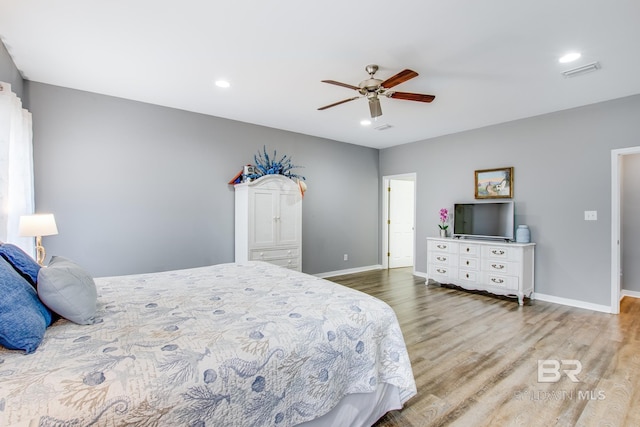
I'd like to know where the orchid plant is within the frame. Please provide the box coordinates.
[439,208,449,230]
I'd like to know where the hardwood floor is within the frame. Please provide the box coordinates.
[325,267,640,427]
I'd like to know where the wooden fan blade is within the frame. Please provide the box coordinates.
[381,69,418,89]
[321,80,360,91]
[318,96,360,111]
[388,91,436,103]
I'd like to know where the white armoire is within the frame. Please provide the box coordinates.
[234,175,302,271]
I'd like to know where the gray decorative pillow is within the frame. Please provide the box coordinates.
[37,256,97,325]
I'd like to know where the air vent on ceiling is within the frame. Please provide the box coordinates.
[561,62,601,78]
[374,124,393,131]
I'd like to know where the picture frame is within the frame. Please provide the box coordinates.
[475,167,513,199]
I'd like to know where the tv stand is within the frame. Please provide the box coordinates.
[427,237,535,305]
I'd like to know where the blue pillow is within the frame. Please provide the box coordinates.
[0,243,41,287]
[0,257,53,353]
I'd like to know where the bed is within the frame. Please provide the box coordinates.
[0,261,416,426]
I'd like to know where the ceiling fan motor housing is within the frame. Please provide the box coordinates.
[359,78,383,93]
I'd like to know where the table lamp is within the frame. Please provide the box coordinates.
[19,213,59,266]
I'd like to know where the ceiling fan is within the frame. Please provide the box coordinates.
[318,64,435,118]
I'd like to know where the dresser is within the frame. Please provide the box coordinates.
[427,237,535,305]
[235,175,302,271]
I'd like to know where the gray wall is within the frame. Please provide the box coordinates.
[4,37,640,306]
[26,82,379,277]
[381,94,640,307]
[0,39,24,100]
[622,153,640,292]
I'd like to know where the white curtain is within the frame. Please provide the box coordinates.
[0,81,35,255]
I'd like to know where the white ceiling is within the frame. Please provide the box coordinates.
[2,0,640,149]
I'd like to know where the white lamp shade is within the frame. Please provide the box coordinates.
[19,214,59,237]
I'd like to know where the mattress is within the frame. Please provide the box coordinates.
[0,261,416,426]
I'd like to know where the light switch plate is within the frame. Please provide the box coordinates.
[584,211,598,221]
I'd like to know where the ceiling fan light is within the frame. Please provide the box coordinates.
[360,119,372,126]
[369,98,382,118]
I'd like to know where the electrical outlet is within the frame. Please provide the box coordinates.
[343,254,348,261]
[584,211,598,221]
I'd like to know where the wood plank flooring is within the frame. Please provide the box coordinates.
[325,267,640,427]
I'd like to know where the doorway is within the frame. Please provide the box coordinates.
[382,174,416,270]
[611,146,640,314]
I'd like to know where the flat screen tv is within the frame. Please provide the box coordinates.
[453,201,514,241]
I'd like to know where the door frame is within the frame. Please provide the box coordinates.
[611,145,640,314]
[381,173,417,270]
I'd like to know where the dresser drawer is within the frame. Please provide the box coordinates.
[428,239,457,254]
[483,259,517,275]
[457,270,479,284]
[484,273,519,291]
[430,252,454,265]
[428,264,451,282]
[250,247,299,261]
[459,244,480,256]
[483,245,520,261]
[459,257,479,270]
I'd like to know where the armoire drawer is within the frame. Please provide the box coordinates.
[250,247,299,261]
[265,257,299,269]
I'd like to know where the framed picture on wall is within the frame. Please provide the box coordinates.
[475,167,513,199]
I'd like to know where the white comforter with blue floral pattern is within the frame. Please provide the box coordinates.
[0,261,416,426]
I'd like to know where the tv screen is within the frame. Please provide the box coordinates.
[453,201,514,240]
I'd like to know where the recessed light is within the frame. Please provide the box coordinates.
[360,119,371,126]
[559,52,581,64]
[215,80,231,88]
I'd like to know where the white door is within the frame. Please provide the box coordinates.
[389,179,415,268]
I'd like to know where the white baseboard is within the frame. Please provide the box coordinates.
[533,292,612,313]
[621,290,640,299]
[413,270,427,279]
[315,265,383,279]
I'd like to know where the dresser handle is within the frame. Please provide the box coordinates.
[466,247,470,252]
[491,278,505,284]
[437,244,447,249]
[492,264,505,270]
[466,260,470,266]
[492,249,505,255]
[437,268,446,274]
[437,256,447,262]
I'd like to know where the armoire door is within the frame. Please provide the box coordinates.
[250,190,277,247]
[277,191,300,246]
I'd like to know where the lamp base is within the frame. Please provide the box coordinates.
[35,236,46,266]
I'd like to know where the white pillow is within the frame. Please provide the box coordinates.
[37,256,97,325]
